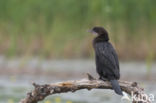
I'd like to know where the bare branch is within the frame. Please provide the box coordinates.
[19,74,150,103]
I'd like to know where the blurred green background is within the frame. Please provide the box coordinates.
[0,0,156,60]
[0,0,156,103]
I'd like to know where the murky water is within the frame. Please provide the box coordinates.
[0,58,156,103]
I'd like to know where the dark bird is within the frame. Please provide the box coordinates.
[90,26,123,95]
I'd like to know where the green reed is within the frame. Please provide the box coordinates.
[0,0,155,59]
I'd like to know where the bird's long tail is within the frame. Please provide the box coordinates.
[110,80,123,95]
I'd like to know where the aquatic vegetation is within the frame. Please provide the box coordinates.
[0,0,155,59]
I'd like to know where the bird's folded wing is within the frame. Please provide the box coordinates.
[95,43,119,76]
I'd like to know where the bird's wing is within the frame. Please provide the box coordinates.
[95,42,119,78]
[111,45,119,69]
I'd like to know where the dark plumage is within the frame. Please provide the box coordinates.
[91,26,123,95]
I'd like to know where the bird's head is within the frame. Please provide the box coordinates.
[90,26,109,41]
[90,26,108,36]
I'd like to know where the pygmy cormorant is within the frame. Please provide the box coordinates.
[90,26,123,95]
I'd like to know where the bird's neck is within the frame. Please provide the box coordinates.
[94,34,109,43]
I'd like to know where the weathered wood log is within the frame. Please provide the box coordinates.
[19,74,151,103]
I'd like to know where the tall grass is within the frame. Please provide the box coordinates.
[0,0,155,59]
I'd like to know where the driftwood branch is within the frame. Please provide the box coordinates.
[19,74,151,103]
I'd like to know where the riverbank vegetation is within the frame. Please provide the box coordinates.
[0,0,155,60]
